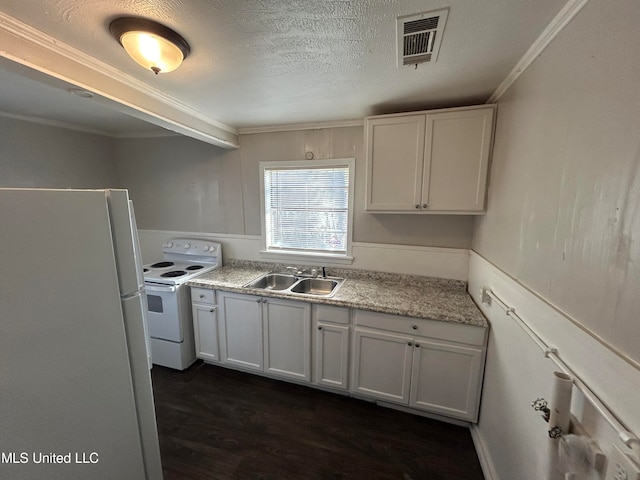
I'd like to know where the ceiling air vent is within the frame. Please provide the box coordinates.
[397,8,449,67]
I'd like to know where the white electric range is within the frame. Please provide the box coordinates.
[143,239,222,370]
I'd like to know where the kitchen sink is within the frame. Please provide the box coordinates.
[244,272,344,297]
[290,278,339,296]
[245,273,298,290]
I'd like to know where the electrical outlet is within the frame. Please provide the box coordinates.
[606,443,640,480]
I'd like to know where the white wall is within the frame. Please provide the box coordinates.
[471,0,640,478]
[137,229,470,281]
[0,116,118,188]
[114,126,476,249]
[472,0,640,366]
[113,135,244,233]
[469,253,639,480]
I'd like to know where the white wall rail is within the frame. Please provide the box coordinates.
[481,287,640,459]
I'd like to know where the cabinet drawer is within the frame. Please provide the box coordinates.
[354,310,486,346]
[191,287,215,305]
[313,304,350,325]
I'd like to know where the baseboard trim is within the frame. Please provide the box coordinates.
[470,424,499,480]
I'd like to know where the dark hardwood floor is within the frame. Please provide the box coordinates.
[152,362,484,480]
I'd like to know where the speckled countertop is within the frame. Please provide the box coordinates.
[187,260,488,328]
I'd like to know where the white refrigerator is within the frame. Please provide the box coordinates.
[0,188,163,479]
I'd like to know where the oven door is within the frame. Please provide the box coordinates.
[145,284,183,342]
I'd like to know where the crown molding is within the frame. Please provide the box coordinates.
[238,119,364,135]
[0,11,239,148]
[487,0,590,103]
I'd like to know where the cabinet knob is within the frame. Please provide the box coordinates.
[262,298,268,303]
[415,204,420,209]
[317,326,322,330]
[256,299,261,303]
[407,341,413,346]
[412,325,417,330]
[209,308,214,313]
[422,203,428,209]
[199,294,205,299]
[415,343,420,348]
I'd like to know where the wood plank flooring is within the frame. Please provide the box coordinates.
[152,362,484,480]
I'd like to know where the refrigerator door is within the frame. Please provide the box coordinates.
[122,292,163,479]
[128,200,146,291]
[0,188,159,480]
[107,190,144,296]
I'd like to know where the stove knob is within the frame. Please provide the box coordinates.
[165,242,173,248]
[203,245,210,252]
[184,243,191,249]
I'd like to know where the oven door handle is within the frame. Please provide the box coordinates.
[145,284,177,293]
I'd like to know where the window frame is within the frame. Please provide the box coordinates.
[259,158,355,265]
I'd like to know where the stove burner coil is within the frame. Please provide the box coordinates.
[161,270,187,278]
[185,265,204,271]
[151,261,175,269]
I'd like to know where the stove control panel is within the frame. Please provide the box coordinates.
[162,239,221,258]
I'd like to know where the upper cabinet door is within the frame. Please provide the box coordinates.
[365,105,495,214]
[422,107,494,213]
[365,115,426,211]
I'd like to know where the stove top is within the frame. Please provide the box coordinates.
[143,239,222,285]
[143,260,218,285]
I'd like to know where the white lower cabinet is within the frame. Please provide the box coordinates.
[409,339,484,420]
[313,305,350,390]
[218,291,264,371]
[191,288,219,362]
[217,291,311,381]
[352,329,413,403]
[192,303,219,362]
[194,290,487,423]
[352,310,487,422]
[263,298,311,381]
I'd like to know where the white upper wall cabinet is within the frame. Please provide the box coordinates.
[365,105,495,214]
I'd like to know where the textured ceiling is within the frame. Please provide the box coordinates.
[0,0,568,134]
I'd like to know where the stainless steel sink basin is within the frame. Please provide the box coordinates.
[290,278,339,296]
[244,272,344,297]
[245,273,298,290]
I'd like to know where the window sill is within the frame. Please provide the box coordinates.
[259,249,354,266]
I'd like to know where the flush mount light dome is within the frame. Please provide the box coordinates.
[109,17,190,74]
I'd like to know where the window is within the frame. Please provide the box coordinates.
[260,159,354,261]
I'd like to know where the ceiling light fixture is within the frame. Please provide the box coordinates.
[109,17,190,75]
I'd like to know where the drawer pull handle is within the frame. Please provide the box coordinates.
[199,294,205,299]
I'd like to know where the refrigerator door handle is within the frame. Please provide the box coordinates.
[145,284,176,293]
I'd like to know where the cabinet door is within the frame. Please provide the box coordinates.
[218,292,263,371]
[365,115,425,211]
[352,328,413,404]
[192,303,219,362]
[409,339,484,421]
[315,322,349,390]
[263,298,311,381]
[422,107,494,212]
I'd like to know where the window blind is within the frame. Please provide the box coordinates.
[264,165,349,254]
